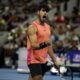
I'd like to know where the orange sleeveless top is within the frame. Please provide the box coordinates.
[27,20,51,64]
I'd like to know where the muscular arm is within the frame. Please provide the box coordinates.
[47,39,59,69]
[27,25,51,50]
[47,39,56,63]
[27,25,40,49]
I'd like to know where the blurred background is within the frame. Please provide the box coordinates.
[0,0,80,76]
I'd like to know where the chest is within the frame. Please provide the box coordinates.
[36,24,50,38]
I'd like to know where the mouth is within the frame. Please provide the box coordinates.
[43,15,47,19]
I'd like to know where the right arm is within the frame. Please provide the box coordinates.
[27,24,40,49]
[27,25,51,50]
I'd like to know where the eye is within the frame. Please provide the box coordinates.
[42,8,48,12]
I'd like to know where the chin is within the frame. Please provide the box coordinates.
[42,18,46,21]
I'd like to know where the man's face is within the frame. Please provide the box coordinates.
[37,8,48,22]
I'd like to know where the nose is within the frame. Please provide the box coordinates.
[45,11,48,13]
[44,11,48,15]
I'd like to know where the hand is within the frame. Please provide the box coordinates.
[53,63,60,73]
[45,39,51,46]
[54,64,59,70]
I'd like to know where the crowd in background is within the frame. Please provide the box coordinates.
[0,0,80,68]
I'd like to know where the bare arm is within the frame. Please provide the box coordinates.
[47,39,59,69]
[27,24,51,50]
[47,39,56,63]
[27,25,40,49]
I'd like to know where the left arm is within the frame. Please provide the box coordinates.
[47,39,59,69]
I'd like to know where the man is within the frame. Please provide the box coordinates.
[27,4,59,80]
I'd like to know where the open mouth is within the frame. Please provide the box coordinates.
[43,15,47,19]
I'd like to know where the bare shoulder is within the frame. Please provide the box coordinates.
[27,24,37,35]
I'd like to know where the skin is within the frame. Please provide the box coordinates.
[27,8,58,80]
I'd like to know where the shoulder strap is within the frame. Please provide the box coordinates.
[32,20,38,34]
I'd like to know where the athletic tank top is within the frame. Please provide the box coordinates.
[27,20,51,64]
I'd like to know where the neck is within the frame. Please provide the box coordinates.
[37,19,45,26]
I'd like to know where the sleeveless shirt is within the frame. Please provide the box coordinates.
[27,20,51,64]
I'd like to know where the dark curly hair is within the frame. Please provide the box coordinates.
[37,3,50,12]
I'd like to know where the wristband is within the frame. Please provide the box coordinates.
[40,42,50,49]
[32,42,50,50]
